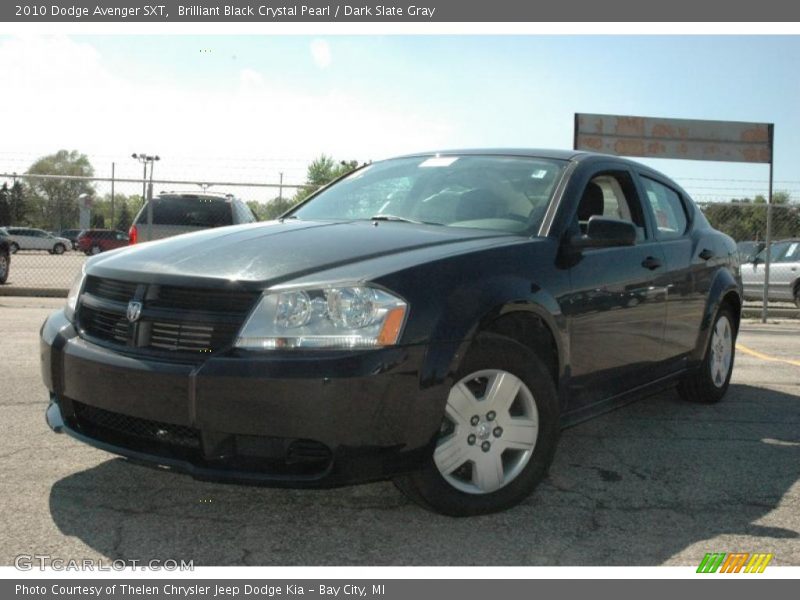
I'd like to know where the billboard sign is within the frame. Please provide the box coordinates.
[574,113,773,164]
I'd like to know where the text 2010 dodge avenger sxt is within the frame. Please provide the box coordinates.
[41,150,741,515]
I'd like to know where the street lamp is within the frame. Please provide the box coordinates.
[131,153,160,205]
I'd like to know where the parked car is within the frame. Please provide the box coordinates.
[59,229,85,250]
[0,227,10,284]
[741,238,800,307]
[129,192,257,244]
[5,227,70,254]
[41,149,742,516]
[736,240,763,264]
[77,229,130,255]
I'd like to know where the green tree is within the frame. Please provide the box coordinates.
[26,150,95,231]
[115,199,133,231]
[702,191,799,241]
[0,183,10,226]
[290,155,359,206]
[10,181,26,224]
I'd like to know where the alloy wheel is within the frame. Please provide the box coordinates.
[709,315,733,388]
[435,369,539,494]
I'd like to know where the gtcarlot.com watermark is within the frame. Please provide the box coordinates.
[14,554,194,571]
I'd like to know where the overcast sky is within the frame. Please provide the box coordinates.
[0,34,798,202]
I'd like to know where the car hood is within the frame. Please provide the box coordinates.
[87,220,523,288]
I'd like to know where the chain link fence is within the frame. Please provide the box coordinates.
[0,172,312,293]
[1,172,799,319]
[700,202,800,317]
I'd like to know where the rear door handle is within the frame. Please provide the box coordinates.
[698,248,715,261]
[642,256,662,270]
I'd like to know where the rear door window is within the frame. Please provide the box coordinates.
[640,177,689,239]
[137,196,233,227]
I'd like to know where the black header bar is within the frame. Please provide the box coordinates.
[4,0,800,22]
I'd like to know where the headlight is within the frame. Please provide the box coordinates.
[235,285,408,350]
[64,267,86,322]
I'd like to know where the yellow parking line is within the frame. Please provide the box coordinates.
[736,343,800,368]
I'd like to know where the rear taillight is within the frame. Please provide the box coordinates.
[128,225,137,244]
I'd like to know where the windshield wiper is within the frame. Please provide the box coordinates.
[370,214,421,224]
[370,214,432,225]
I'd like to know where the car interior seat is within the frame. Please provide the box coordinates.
[455,188,505,222]
[577,181,604,232]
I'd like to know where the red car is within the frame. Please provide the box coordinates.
[77,229,130,255]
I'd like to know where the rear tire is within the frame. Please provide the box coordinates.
[677,306,736,404]
[394,335,560,516]
[90,245,101,255]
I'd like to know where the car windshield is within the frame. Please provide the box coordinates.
[754,241,792,262]
[290,155,568,235]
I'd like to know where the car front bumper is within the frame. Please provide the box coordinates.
[41,309,453,487]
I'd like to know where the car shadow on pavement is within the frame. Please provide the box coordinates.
[48,384,800,565]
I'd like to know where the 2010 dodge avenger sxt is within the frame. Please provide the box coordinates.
[41,149,741,515]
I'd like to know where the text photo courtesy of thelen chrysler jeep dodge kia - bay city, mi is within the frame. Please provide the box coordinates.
[40,149,741,516]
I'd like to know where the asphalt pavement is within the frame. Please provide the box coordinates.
[1,297,798,566]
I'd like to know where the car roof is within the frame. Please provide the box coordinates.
[157,191,234,199]
[394,148,585,161]
[391,148,665,171]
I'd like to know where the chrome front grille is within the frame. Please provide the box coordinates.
[76,276,259,359]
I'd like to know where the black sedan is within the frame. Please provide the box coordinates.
[40,149,742,515]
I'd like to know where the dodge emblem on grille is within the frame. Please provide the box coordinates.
[126,301,143,323]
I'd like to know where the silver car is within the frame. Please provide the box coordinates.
[129,192,257,244]
[4,227,71,254]
[741,238,800,306]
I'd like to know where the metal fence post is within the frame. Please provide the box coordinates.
[110,162,115,227]
[147,181,153,241]
[761,125,775,324]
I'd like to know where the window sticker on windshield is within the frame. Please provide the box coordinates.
[420,157,459,168]
[530,169,548,179]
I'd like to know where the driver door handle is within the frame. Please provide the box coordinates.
[641,256,662,270]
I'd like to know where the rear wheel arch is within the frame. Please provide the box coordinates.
[719,289,742,331]
[694,268,741,362]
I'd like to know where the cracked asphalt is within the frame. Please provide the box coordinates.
[1,297,798,566]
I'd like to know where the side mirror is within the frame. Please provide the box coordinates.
[571,217,637,249]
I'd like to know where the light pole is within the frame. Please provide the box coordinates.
[131,153,160,204]
[131,153,160,240]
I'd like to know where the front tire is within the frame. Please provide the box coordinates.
[394,336,560,516]
[9,242,18,254]
[677,307,736,404]
[53,243,65,255]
